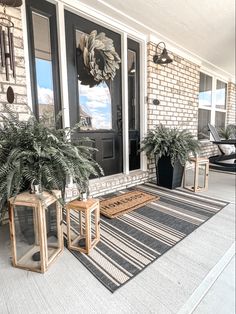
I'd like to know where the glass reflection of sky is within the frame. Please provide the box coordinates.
[199,87,226,109]
[216,88,226,109]
[79,81,112,130]
[36,59,53,90]
[199,91,212,107]
[35,58,55,127]
[36,58,54,105]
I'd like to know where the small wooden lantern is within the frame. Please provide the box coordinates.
[183,157,209,192]
[8,190,63,273]
[66,198,100,254]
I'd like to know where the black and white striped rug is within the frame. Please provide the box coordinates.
[64,183,228,293]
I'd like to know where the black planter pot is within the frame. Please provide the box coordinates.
[156,156,184,189]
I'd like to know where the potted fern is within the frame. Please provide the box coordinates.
[218,124,236,139]
[141,125,199,189]
[0,106,103,223]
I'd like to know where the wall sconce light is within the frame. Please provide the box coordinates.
[153,42,173,65]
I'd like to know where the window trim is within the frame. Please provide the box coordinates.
[198,71,228,141]
[26,0,61,125]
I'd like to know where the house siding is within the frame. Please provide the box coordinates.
[0,7,29,121]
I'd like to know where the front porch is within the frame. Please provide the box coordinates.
[0,170,235,314]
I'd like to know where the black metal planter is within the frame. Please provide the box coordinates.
[156,156,184,189]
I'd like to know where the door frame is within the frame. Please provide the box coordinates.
[22,0,147,175]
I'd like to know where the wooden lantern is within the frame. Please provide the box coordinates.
[8,190,63,273]
[183,157,209,192]
[66,198,100,254]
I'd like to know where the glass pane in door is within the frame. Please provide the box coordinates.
[76,31,112,130]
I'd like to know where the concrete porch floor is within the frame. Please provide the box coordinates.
[0,170,235,314]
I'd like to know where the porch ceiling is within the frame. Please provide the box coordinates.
[78,0,235,79]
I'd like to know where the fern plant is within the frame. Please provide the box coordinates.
[141,125,200,166]
[0,106,103,222]
[218,124,236,139]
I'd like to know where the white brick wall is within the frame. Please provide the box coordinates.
[147,43,199,134]
[227,82,236,125]
[146,41,235,174]
[146,42,200,178]
[0,7,29,120]
[65,170,149,200]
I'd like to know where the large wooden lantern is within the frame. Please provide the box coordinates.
[183,157,209,192]
[66,198,100,254]
[8,190,63,273]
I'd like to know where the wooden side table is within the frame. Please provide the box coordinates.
[183,157,209,192]
[66,198,100,254]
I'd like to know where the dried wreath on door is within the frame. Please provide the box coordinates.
[76,30,121,87]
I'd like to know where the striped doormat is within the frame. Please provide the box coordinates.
[64,183,228,293]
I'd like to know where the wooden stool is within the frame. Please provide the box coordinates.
[66,198,100,254]
[183,157,209,192]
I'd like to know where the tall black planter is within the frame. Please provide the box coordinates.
[156,156,184,189]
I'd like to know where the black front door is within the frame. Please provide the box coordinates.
[65,11,122,176]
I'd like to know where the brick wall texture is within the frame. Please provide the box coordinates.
[147,42,201,178]
[0,7,28,121]
[146,41,235,177]
[147,42,200,134]
[227,82,236,125]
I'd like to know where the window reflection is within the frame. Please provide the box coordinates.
[128,45,140,171]
[216,80,227,110]
[78,81,112,130]
[215,112,226,129]
[198,108,211,140]
[32,12,55,127]
[128,50,137,130]
[76,30,112,130]
[199,72,212,107]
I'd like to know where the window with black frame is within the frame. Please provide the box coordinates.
[26,0,61,127]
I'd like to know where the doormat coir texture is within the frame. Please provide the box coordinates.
[100,190,159,218]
